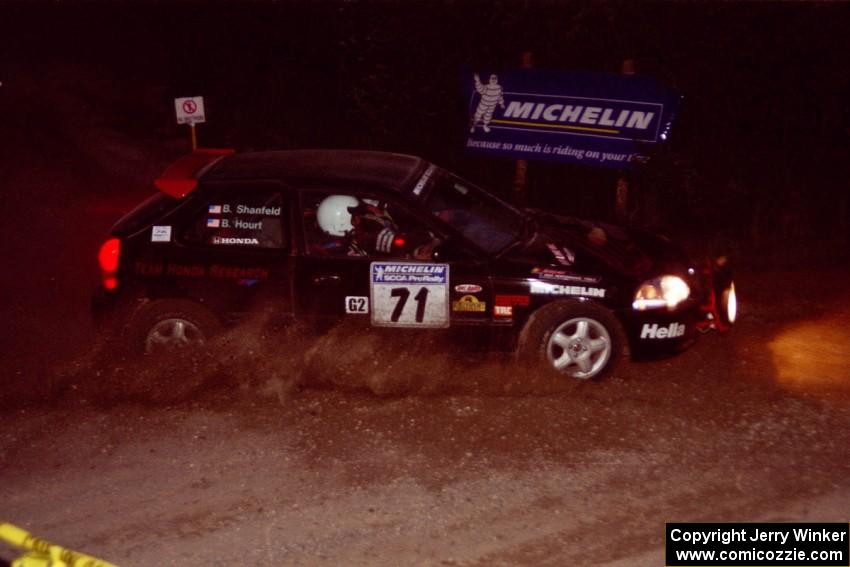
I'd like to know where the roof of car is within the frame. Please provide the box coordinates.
[201,150,428,191]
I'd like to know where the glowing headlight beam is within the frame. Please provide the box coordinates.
[632,275,690,311]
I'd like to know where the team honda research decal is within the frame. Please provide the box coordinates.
[641,322,685,339]
[345,296,369,314]
[151,226,172,242]
[530,281,605,298]
[454,284,483,294]
[370,262,449,328]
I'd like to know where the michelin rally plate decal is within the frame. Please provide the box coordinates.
[370,262,450,328]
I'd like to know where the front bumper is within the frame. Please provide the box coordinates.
[618,300,703,360]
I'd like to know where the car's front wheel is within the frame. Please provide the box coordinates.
[128,299,221,355]
[517,300,625,380]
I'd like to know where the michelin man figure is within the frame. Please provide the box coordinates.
[470,73,505,133]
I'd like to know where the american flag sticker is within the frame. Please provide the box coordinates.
[208,205,222,214]
[206,218,220,228]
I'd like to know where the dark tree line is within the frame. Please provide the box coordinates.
[5,1,849,264]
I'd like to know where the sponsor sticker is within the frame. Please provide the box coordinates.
[495,294,530,306]
[546,243,575,266]
[212,236,260,246]
[530,281,605,298]
[345,296,369,314]
[493,294,529,318]
[411,164,436,196]
[531,267,600,284]
[452,295,486,312]
[494,305,513,317]
[454,284,483,294]
[640,322,685,339]
[370,262,450,328]
[151,225,172,242]
[371,263,448,285]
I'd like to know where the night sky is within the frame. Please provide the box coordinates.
[3,1,849,264]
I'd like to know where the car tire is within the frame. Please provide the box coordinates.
[517,300,625,380]
[128,299,221,356]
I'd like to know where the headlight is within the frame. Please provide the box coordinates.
[722,282,737,324]
[632,275,690,311]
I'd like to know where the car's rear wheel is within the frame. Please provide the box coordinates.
[129,299,221,355]
[517,300,624,380]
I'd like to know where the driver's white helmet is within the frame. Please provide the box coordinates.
[317,195,359,236]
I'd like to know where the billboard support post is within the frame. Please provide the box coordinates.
[615,59,636,224]
[513,51,533,206]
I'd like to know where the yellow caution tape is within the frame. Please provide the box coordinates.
[0,522,119,567]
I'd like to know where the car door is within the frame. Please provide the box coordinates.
[293,187,492,330]
[162,180,295,321]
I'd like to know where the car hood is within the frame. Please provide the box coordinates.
[500,210,690,279]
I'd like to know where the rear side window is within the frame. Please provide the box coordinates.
[181,187,287,249]
[110,192,178,237]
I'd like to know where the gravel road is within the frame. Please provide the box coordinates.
[2,270,849,566]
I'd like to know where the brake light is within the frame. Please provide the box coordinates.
[98,238,121,290]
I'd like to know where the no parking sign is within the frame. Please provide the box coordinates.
[174,96,206,125]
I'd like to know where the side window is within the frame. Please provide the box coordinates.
[182,188,286,249]
[302,190,438,259]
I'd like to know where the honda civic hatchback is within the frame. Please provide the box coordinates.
[93,149,736,380]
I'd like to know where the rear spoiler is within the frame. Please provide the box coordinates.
[154,148,235,198]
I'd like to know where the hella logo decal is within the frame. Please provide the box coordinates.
[641,322,686,340]
[454,284,483,294]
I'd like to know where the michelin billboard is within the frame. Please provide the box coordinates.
[465,69,681,169]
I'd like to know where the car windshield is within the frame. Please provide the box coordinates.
[418,168,526,255]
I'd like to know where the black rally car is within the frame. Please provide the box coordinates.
[94,149,736,380]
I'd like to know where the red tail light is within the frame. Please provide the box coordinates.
[98,238,121,290]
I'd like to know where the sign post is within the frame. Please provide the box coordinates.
[513,51,534,206]
[616,59,636,224]
[174,96,206,150]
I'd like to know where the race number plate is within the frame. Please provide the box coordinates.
[370,262,450,328]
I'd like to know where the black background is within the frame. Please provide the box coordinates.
[3,1,850,265]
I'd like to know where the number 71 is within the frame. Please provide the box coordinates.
[390,287,429,323]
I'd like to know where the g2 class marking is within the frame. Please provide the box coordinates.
[345,296,369,314]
